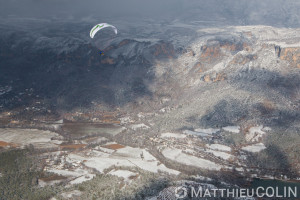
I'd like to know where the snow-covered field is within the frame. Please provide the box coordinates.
[183,130,213,137]
[205,149,233,160]
[222,126,240,134]
[70,174,96,185]
[84,146,180,175]
[46,168,96,185]
[0,128,62,148]
[44,145,180,186]
[206,144,231,152]
[194,128,220,134]
[162,147,222,170]
[242,143,266,153]
[160,132,186,139]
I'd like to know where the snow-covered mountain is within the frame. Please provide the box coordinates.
[1,19,299,115]
[1,5,300,199]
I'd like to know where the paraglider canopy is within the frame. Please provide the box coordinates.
[99,50,104,56]
[90,23,117,39]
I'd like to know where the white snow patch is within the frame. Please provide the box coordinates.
[60,190,82,199]
[160,132,186,139]
[183,148,196,154]
[131,123,150,130]
[145,197,157,200]
[116,147,155,161]
[222,126,240,134]
[249,126,265,135]
[206,144,231,152]
[194,175,213,182]
[245,125,266,142]
[120,117,134,124]
[47,168,89,178]
[242,143,266,153]
[39,179,64,187]
[55,119,63,124]
[262,127,272,132]
[194,128,220,134]
[183,130,213,137]
[137,113,145,119]
[66,153,86,163]
[84,137,108,145]
[95,146,115,153]
[266,41,300,48]
[47,169,79,177]
[205,149,233,160]
[159,107,171,113]
[69,174,95,185]
[235,167,244,172]
[108,170,137,182]
[162,148,222,170]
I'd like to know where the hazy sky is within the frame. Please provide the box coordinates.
[1,0,299,27]
[0,0,183,19]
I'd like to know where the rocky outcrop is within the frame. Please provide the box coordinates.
[190,40,251,75]
[202,73,226,82]
[200,40,249,63]
[229,54,258,65]
[152,41,176,59]
[278,47,300,68]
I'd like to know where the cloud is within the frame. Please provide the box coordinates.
[0,0,181,19]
